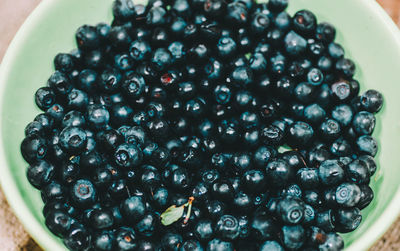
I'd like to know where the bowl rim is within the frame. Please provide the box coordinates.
[0,1,68,250]
[0,0,400,250]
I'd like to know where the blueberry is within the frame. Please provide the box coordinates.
[336,58,356,78]
[192,182,210,202]
[352,111,376,135]
[296,168,319,188]
[27,160,55,189]
[97,128,124,152]
[45,210,74,237]
[304,104,326,125]
[318,56,333,72]
[113,53,133,71]
[293,10,317,35]
[359,154,377,176]
[217,119,240,144]
[284,184,303,198]
[327,43,344,60]
[205,200,225,220]
[260,240,284,251]
[357,184,374,210]
[109,26,132,49]
[277,196,305,224]
[34,113,55,132]
[206,238,233,251]
[275,11,291,30]
[93,231,115,251]
[120,196,146,223]
[331,104,353,127]
[282,151,306,170]
[217,36,237,59]
[70,179,97,208]
[250,13,270,35]
[79,150,103,171]
[315,210,335,232]
[265,159,293,188]
[259,100,279,121]
[242,169,266,193]
[85,104,110,130]
[288,121,314,147]
[281,224,305,250]
[75,25,100,50]
[303,190,321,207]
[89,208,114,230]
[137,240,157,251]
[59,126,87,154]
[161,232,183,251]
[232,191,253,212]
[35,87,57,111]
[63,225,91,251]
[284,31,307,56]
[319,119,341,142]
[294,82,316,103]
[330,137,353,157]
[92,167,113,189]
[25,121,45,137]
[356,135,378,156]
[268,0,288,12]
[121,72,146,99]
[141,165,161,191]
[307,68,324,86]
[115,143,142,168]
[115,227,138,250]
[212,85,230,105]
[110,103,134,126]
[270,52,287,75]
[194,219,214,241]
[308,40,325,59]
[318,232,344,251]
[315,22,336,43]
[336,182,361,207]
[215,215,240,241]
[360,89,384,113]
[54,53,75,74]
[149,146,170,168]
[181,239,204,251]
[48,71,73,97]
[345,159,370,184]
[151,48,173,71]
[250,213,276,241]
[318,160,344,186]
[21,134,47,164]
[231,152,251,172]
[112,0,136,21]
[151,27,170,46]
[67,89,89,111]
[334,207,362,233]
[61,111,85,128]
[135,212,158,237]
[212,180,234,202]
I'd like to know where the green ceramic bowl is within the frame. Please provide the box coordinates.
[0,0,399,250]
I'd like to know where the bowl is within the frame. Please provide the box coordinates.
[1,0,400,250]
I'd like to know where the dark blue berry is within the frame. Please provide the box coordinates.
[70,179,97,208]
[318,159,344,186]
[336,182,361,207]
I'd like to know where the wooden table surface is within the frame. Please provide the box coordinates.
[0,0,399,250]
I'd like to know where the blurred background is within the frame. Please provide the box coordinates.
[0,0,399,250]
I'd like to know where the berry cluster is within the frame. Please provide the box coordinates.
[20,0,383,250]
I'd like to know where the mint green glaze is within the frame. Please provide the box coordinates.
[0,0,399,250]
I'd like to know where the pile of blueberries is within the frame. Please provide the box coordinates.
[20,0,384,250]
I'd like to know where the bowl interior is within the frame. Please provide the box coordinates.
[1,0,400,250]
